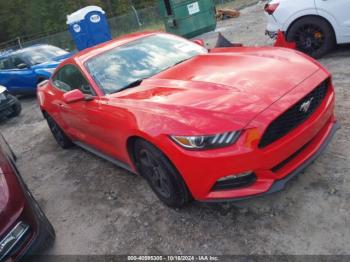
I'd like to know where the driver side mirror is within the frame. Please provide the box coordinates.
[63,89,93,103]
[17,63,28,69]
[192,39,205,47]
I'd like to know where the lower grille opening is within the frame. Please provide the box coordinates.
[212,173,256,191]
[271,141,312,173]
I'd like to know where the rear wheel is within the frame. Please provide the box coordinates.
[46,114,73,149]
[287,17,335,58]
[133,139,192,208]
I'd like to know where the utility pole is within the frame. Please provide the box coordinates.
[130,0,142,27]
[17,37,22,49]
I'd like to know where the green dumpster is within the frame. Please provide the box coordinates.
[158,0,217,38]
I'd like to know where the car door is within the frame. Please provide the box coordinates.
[52,64,123,158]
[52,64,131,163]
[0,55,37,94]
[51,65,97,141]
[315,0,350,43]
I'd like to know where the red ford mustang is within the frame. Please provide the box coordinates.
[37,32,339,207]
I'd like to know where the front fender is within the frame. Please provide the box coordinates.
[33,69,52,80]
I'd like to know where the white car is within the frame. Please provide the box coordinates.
[265,0,350,58]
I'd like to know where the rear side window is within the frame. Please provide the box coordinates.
[52,65,94,95]
[0,57,13,70]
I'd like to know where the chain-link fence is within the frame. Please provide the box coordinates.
[214,0,237,5]
[109,5,163,38]
[1,0,240,52]
[1,4,164,52]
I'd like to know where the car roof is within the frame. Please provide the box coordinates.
[72,31,159,64]
[0,44,57,58]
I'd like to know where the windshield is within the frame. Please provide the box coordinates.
[85,34,207,94]
[22,45,68,65]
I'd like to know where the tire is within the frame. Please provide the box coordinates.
[32,198,56,251]
[8,95,22,117]
[287,16,335,58]
[46,114,73,149]
[133,139,192,208]
[39,221,56,251]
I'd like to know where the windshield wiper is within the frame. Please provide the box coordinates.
[114,78,145,93]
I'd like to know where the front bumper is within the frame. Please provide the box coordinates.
[265,12,283,39]
[265,30,278,39]
[164,70,338,201]
[202,120,340,203]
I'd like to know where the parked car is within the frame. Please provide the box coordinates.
[38,32,338,207]
[265,0,350,58]
[0,85,21,121]
[0,133,55,261]
[0,45,71,95]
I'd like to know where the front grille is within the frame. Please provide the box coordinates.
[259,80,329,148]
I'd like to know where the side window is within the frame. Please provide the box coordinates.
[11,56,27,68]
[0,57,13,70]
[52,65,94,95]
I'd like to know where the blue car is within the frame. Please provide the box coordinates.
[0,45,72,95]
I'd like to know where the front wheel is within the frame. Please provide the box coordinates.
[133,139,192,208]
[8,95,22,117]
[287,17,335,58]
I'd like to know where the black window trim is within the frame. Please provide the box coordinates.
[10,55,29,69]
[51,63,97,96]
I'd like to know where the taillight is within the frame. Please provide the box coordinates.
[264,3,279,15]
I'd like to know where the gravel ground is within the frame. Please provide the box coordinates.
[1,2,350,257]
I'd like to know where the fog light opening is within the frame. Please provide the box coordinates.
[212,172,256,191]
[217,172,252,182]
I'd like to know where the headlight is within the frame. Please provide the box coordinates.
[170,131,241,150]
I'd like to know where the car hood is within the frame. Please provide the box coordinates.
[110,47,320,131]
[31,61,59,70]
[31,52,72,70]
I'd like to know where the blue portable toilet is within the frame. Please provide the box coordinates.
[67,6,112,51]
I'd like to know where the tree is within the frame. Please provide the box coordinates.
[0,0,158,45]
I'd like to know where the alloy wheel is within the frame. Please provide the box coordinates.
[294,24,325,55]
[138,148,171,199]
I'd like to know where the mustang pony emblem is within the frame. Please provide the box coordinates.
[300,97,314,113]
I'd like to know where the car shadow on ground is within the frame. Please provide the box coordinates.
[323,44,350,58]
[16,94,37,100]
